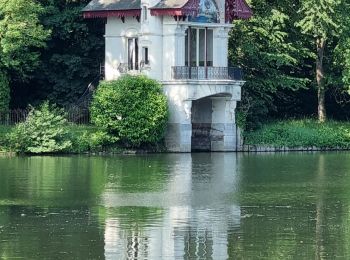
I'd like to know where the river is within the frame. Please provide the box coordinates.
[0,152,349,259]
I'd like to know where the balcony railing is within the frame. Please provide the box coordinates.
[172,66,243,80]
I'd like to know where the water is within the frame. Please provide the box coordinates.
[0,152,349,259]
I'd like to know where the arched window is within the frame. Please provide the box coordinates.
[189,0,219,23]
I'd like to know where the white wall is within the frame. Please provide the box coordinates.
[105,17,141,80]
[139,0,164,80]
[105,10,233,81]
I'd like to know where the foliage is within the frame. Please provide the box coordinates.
[296,0,341,39]
[68,125,118,152]
[334,3,350,95]
[0,71,9,112]
[1,0,350,131]
[90,75,168,147]
[244,119,350,148]
[0,0,50,79]
[229,0,310,129]
[9,0,104,107]
[295,0,345,122]
[7,102,72,153]
[0,125,12,151]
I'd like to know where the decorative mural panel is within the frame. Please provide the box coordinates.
[188,0,219,23]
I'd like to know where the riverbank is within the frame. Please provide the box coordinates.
[1,119,350,154]
[0,124,164,154]
[243,119,350,150]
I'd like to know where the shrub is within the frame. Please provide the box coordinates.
[8,102,72,153]
[0,71,10,112]
[244,119,350,148]
[71,129,118,152]
[90,75,168,147]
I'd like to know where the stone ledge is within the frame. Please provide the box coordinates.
[238,145,350,153]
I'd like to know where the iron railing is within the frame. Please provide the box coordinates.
[0,107,90,126]
[172,66,243,80]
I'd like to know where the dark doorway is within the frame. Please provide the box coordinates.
[191,98,212,151]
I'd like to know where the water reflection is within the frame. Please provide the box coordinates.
[1,153,350,258]
[102,153,241,259]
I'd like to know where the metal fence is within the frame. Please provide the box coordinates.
[172,66,243,80]
[0,107,91,126]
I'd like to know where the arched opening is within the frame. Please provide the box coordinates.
[191,93,232,151]
[191,97,212,151]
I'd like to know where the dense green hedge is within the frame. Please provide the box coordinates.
[244,119,350,148]
[90,75,168,147]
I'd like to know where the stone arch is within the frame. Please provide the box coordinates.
[190,93,235,151]
[122,28,139,38]
[190,83,240,101]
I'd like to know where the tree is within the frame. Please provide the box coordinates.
[229,0,309,129]
[334,2,350,97]
[296,0,343,122]
[0,0,50,78]
[0,0,50,109]
[27,0,104,106]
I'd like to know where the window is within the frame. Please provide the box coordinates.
[143,6,148,21]
[185,28,213,67]
[142,47,149,66]
[128,38,139,70]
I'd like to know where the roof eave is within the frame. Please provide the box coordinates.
[83,9,141,19]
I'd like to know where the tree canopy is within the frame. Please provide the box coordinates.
[231,0,350,128]
[0,0,50,77]
[0,0,350,127]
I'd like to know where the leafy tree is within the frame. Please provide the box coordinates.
[230,0,309,129]
[0,0,50,109]
[296,0,343,122]
[26,0,104,106]
[0,0,50,78]
[90,75,168,147]
[333,3,350,98]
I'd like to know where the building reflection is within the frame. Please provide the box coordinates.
[103,153,241,259]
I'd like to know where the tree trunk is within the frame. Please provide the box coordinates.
[316,38,326,122]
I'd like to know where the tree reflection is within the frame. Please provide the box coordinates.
[2,153,350,258]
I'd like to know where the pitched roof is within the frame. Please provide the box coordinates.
[150,0,189,9]
[150,0,199,16]
[82,0,141,12]
[226,0,252,22]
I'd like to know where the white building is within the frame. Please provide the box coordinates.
[83,0,252,152]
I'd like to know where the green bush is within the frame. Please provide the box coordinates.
[90,75,168,147]
[0,71,10,112]
[244,119,350,148]
[70,129,118,153]
[8,102,72,153]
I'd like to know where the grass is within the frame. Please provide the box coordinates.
[244,119,350,148]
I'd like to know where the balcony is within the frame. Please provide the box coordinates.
[172,66,243,81]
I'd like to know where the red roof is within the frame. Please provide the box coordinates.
[150,0,252,22]
[226,0,253,22]
[82,0,252,21]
